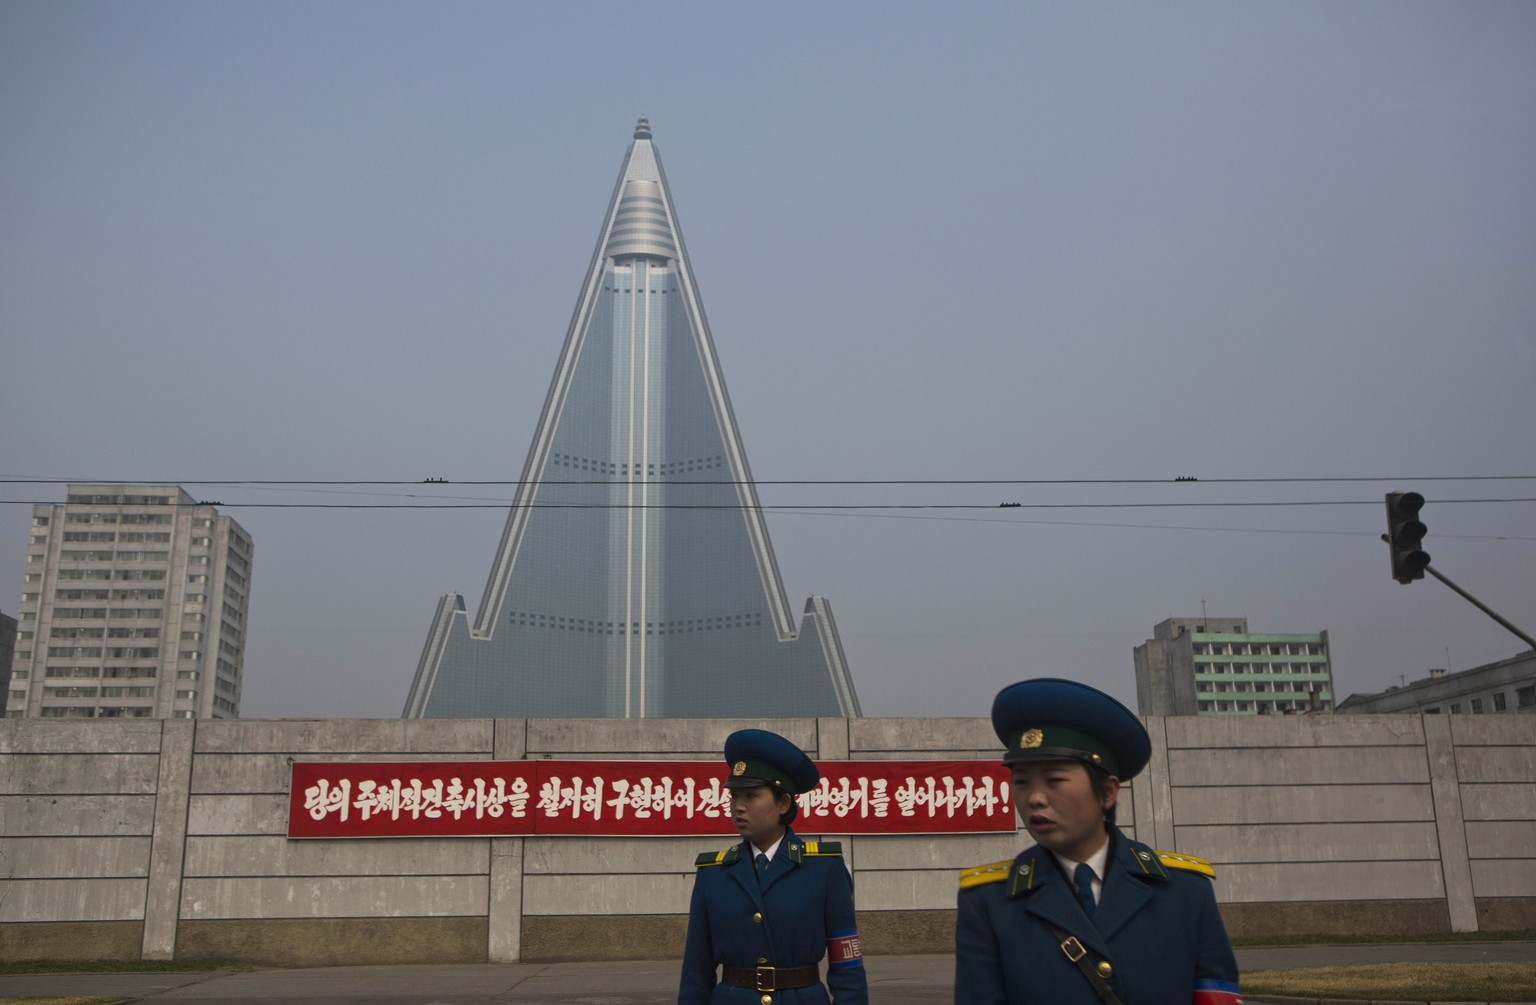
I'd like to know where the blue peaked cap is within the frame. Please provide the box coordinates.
[991,678,1150,780]
[722,728,820,795]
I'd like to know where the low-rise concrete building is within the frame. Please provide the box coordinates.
[1337,649,1536,715]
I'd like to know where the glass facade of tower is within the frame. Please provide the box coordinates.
[403,121,860,719]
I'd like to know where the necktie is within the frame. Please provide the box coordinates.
[1073,863,1097,917]
[756,853,769,887]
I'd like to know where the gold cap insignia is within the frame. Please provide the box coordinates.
[1021,728,1044,749]
[732,761,747,777]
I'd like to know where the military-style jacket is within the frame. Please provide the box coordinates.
[679,827,868,1005]
[954,827,1241,1005]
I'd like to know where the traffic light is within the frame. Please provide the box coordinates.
[1384,491,1430,584]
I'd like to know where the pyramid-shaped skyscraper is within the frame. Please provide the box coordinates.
[404,119,861,719]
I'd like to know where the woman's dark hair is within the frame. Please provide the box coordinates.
[1088,766,1117,827]
[774,786,799,825]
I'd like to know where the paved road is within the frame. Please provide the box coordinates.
[4,944,1534,1004]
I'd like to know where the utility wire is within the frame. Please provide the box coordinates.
[3,475,1535,487]
[3,498,1534,510]
[765,510,1532,540]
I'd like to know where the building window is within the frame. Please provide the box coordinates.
[1471,698,1485,714]
[1494,692,1507,712]
[1424,707,1440,714]
[1517,686,1535,708]
[1451,702,1462,713]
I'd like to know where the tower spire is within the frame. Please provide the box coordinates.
[403,124,860,720]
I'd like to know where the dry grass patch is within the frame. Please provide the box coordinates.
[1244,961,1536,1001]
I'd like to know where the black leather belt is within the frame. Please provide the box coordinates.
[721,963,821,992]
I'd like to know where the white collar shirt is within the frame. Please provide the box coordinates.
[753,834,785,865]
[1051,839,1111,906]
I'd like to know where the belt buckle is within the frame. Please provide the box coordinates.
[755,964,776,992]
[1059,936,1087,962]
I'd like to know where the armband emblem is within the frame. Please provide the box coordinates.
[827,930,863,970]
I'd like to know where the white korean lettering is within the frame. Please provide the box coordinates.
[538,776,606,819]
[505,776,530,817]
[304,778,350,822]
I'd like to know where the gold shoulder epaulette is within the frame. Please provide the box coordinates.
[959,859,1012,891]
[1156,850,1216,879]
[694,847,741,868]
[787,840,841,863]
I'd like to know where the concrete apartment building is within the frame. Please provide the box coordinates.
[1134,616,1335,716]
[0,608,16,700]
[1337,649,1536,716]
[6,485,252,719]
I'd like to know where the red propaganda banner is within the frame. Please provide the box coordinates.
[288,760,1014,838]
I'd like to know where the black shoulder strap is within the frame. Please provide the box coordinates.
[1044,921,1123,1005]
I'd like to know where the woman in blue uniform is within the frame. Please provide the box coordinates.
[955,679,1243,1005]
[679,728,868,1005]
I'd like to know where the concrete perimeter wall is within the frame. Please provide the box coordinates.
[2,714,1533,965]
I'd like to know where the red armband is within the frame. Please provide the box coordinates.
[1192,979,1242,1004]
[827,931,863,970]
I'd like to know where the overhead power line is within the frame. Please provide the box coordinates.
[3,475,1535,488]
[2,498,1534,510]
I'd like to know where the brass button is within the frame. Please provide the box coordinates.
[757,957,768,964]
[1096,961,1114,979]
[753,912,763,923]
[760,996,772,1005]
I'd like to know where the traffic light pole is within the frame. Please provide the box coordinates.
[1423,563,1536,651]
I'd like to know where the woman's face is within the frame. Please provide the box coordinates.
[1012,760,1118,863]
[730,785,791,850]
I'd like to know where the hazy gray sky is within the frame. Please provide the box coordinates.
[3,1,1533,719]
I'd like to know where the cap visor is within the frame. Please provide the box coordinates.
[723,776,773,790]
